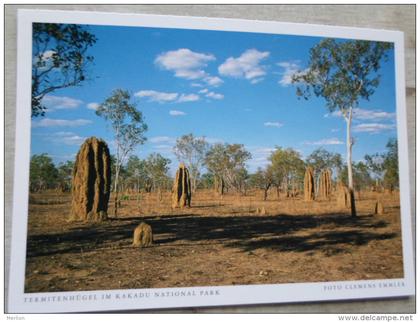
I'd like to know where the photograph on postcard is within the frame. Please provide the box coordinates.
[8,9,414,313]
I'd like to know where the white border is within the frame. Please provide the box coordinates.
[8,9,415,313]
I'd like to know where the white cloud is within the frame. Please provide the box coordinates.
[303,138,344,145]
[264,121,283,128]
[245,146,276,170]
[326,108,395,121]
[155,48,218,83]
[54,131,75,136]
[204,76,223,87]
[155,49,223,87]
[247,157,271,169]
[155,49,215,76]
[87,102,100,110]
[353,108,395,120]
[135,90,179,103]
[169,110,186,116]
[52,132,86,146]
[149,136,176,144]
[135,90,200,104]
[277,61,305,87]
[246,146,276,157]
[199,88,224,100]
[250,78,264,84]
[32,118,92,128]
[42,95,83,110]
[353,123,396,133]
[206,91,224,100]
[177,93,200,103]
[218,49,270,83]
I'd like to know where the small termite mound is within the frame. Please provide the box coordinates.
[172,163,192,208]
[70,137,111,222]
[132,222,153,247]
[304,166,315,201]
[374,201,384,215]
[256,207,267,215]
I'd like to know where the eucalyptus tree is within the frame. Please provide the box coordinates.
[144,153,171,193]
[306,148,343,181]
[205,143,251,194]
[96,89,147,216]
[365,138,399,191]
[269,147,305,197]
[32,23,96,117]
[29,154,58,192]
[173,134,209,193]
[292,39,392,217]
[250,167,274,201]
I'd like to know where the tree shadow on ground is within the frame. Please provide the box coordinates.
[26,212,395,258]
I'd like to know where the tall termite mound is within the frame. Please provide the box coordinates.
[70,137,111,222]
[304,166,315,201]
[172,163,192,208]
[318,169,332,200]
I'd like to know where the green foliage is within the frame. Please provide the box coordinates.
[173,134,209,192]
[204,143,226,178]
[293,39,392,114]
[205,143,251,193]
[306,148,343,179]
[144,153,172,191]
[123,155,150,191]
[30,154,58,192]
[235,167,250,195]
[96,89,148,156]
[249,167,274,199]
[338,161,373,191]
[383,138,399,190]
[364,138,399,190]
[364,154,384,178]
[293,38,391,217]
[269,147,305,190]
[354,161,373,190]
[96,89,148,215]
[96,89,147,177]
[32,23,97,117]
[197,173,214,189]
[57,160,74,191]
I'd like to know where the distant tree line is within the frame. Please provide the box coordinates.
[30,136,399,196]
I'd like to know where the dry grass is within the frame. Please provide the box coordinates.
[24,189,403,292]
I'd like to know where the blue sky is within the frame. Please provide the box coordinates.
[31,24,397,175]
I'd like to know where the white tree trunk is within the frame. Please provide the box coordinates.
[114,129,121,217]
[113,165,120,217]
[345,107,357,217]
[346,109,353,190]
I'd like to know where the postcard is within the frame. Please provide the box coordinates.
[8,9,414,313]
